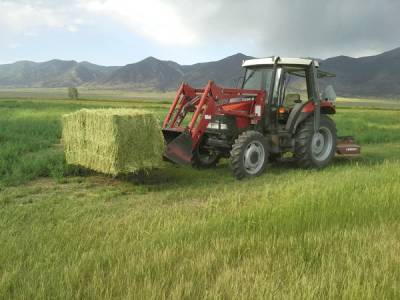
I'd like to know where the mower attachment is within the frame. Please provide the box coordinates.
[336,136,361,156]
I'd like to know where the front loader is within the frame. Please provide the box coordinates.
[162,57,360,179]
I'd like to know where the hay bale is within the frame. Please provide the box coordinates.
[62,109,165,175]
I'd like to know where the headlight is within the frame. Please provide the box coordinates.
[207,122,228,130]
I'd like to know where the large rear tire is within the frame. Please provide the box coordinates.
[294,115,337,168]
[230,131,269,180]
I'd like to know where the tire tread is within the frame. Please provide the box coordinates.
[294,115,336,168]
[230,131,268,179]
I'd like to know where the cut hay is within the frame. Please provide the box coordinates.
[62,109,165,175]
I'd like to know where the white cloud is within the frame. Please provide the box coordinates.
[8,43,21,49]
[67,25,79,32]
[0,0,86,38]
[80,0,201,46]
[1,0,400,60]
[24,31,39,37]
[0,0,205,47]
[0,2,64,32]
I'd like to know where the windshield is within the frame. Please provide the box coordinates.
[242,67,274,91]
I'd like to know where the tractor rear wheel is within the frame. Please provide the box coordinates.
[230,131,269,180]
[294,115,337,168]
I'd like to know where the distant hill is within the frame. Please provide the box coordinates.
[100,53,251,90]
[181,53,252,87]
[321,47,400,97]
[0,60,117,88]
[102,57,184,90]
[1,48,400,97]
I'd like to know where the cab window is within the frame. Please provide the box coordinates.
[242,67,274,91]
[280,68,308,107]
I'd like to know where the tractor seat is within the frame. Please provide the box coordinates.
[285,93,302,108]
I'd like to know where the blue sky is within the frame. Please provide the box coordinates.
[0,9,236,66]
[1,0,400,66]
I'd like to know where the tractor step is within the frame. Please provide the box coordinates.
[336,136,361,156]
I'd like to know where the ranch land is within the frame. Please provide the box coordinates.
[0,94,399,299]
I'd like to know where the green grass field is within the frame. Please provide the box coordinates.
[0,97,400,299]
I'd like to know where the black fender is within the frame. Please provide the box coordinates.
[285,101,312,134]
[321,106,336,114]
[291,111,313,134]
[285,102,336,134]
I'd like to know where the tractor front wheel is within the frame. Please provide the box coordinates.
[294,115,337,168]
[230,131,269,180]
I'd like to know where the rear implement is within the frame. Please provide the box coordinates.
[337,136,361,156]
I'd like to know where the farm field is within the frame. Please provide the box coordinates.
[1,87,400,108]
[0,88,176,102]
[0,97,400,299]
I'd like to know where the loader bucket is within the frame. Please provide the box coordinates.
[162,129,193,165]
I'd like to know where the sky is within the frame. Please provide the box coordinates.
[1,0,400,66]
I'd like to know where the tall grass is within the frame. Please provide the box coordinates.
[333,109,400,143]
[0,98,400,299]
[0,100,168,187]
[0,160,399,298]
[1,99,399,187]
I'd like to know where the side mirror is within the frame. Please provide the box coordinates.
[322,85,336,102]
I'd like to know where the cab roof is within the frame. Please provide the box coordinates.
[242,57,319,68]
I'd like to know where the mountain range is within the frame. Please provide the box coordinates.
[1,47,400,97]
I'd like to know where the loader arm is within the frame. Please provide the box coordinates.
[162,81,266,165]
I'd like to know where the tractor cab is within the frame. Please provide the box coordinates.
[241,57,336,122]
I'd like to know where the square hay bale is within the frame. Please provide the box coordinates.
[62,109,165,175]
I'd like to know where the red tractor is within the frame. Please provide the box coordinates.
[162,57,360,179]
